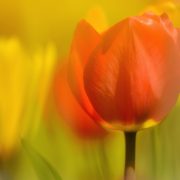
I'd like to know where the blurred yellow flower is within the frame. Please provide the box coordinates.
[0,38,56,159]
[85,6,108,33]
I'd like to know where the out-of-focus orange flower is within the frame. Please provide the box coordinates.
[54,63,107,139]
[69,13,180,131]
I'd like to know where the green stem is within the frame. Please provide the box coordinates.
[124,132,137,179]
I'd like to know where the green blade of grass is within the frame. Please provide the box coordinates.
[22,139,62,180]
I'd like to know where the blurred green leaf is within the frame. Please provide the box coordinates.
[22,139,62,180]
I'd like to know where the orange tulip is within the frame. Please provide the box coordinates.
[54,63,106,139]
[69,12,180,131]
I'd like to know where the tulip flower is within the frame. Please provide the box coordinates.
[54,63,106,139]
[68,12,180,178]
[0,38,56,160]
[0,38,28,160]
[69,12,180,131]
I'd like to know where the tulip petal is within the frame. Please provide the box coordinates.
[84,18,138,124]
[54,63,106,139]
[68,20,101,119]
[132,14,180,121]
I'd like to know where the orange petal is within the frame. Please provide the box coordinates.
[68,20,101,120]
[54,63,106,139]
[131,13,180,121]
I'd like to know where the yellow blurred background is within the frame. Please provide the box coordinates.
[0,0,180,180]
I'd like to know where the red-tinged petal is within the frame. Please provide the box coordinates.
[84,18,137,126]
[84,14,180,130]
[54,63,106,139]
[132,14,180,121]
[68,20,101,120]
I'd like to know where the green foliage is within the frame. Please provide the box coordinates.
[22,139,62,180]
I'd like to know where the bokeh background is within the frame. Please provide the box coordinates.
[0,0,180,179]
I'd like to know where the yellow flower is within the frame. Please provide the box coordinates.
[0,38,56,159]
[85,6,108,33]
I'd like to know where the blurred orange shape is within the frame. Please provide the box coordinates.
[68,20,103,125]
[69,13,180,131]
[54,63,107,139]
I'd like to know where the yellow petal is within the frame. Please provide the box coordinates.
[0,38,29,158]
[85,6,108,33]
[0,38,57,159]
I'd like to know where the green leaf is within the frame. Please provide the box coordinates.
[22,139,62,180]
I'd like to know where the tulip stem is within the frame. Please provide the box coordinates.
[124,131,137,180]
